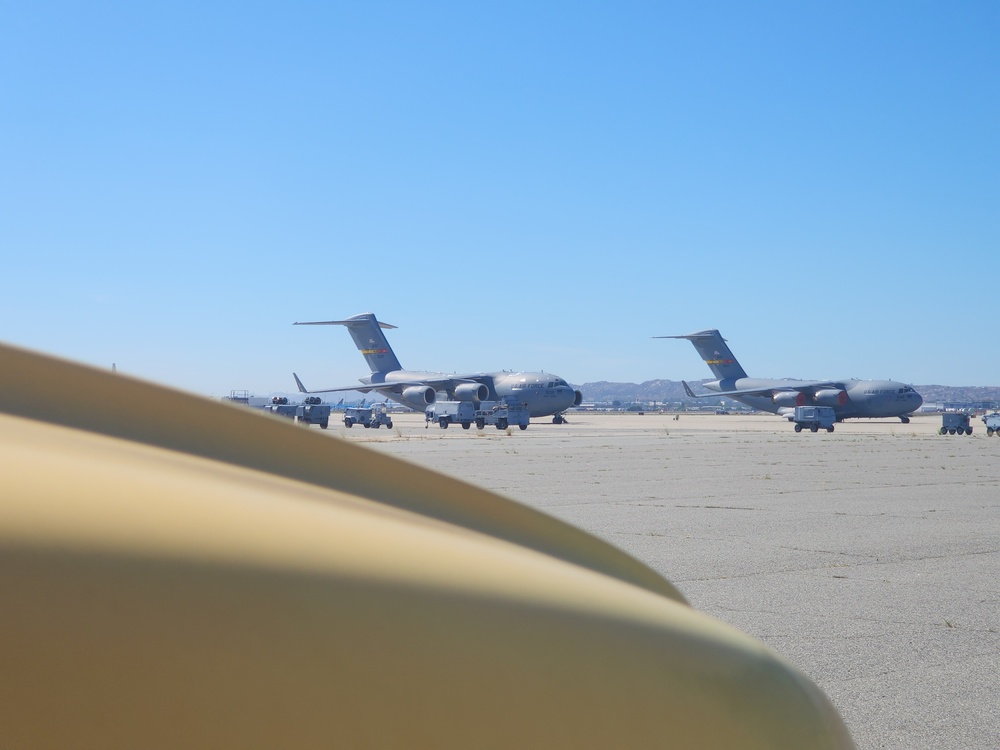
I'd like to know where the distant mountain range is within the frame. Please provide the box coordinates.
[576,380,1000,407]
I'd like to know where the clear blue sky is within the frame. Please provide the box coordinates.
[3,2,997,396]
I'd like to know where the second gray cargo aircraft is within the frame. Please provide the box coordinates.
[660,329,923,422]
[293,313,583,423]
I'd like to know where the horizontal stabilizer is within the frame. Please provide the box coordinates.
[656,329,749,381]
[294,319,397,330]
[653,332,719,341]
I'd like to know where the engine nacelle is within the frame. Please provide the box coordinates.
[401,385,436,408]
[453,383,489,402]
[772,391,807,407]
[813,388,848,407]
[573,389,584,407]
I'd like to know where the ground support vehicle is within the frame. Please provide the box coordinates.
[262,397,298,423]
[939,413,972,435]
[264,396,331,429]
[792,405,836,433]
[425,401,476,429]
[298,396,331,429]
[982,412,1000,436]
[343,406,368,428]
[475,400,530,431]
[343,402,393,429]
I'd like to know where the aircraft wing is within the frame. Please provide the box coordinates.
[293,373,482,395]
[682,380,844,399]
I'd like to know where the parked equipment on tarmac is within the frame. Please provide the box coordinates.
[426,401,477,429]
[982,412,1000,436]
[263,396,331,429]
[344,402,393,429]
[475,400,530,431]
[792,405,836,433]
[939,413,972,436]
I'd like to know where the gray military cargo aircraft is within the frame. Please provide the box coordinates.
[658,329,923,422]
[292,313,583,423]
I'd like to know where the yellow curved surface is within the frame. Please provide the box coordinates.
[0,343,856,749]
[0,343,682,603]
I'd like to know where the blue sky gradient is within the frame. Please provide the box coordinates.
[3,2,997,396]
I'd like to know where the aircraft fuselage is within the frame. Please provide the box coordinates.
[361,370,582,418]
[702,377,923,420]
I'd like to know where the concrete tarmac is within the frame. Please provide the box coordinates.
[327,411,998,750]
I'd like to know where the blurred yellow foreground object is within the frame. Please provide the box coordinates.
[0,343,855,749]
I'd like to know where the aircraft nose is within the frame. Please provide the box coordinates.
[559,386,583,410]
[557,386,576,410]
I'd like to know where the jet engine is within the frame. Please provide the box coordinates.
[401,385,436,408]
[573,390,584,407]
[453,383,489,402]
[772,391,806,407]
[813,389,848,407]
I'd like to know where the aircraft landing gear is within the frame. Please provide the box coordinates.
[552,414,566,425]
[900,416,910,424]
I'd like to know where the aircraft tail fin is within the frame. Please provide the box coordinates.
[656,330,749,381]
[294,313,403,373]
